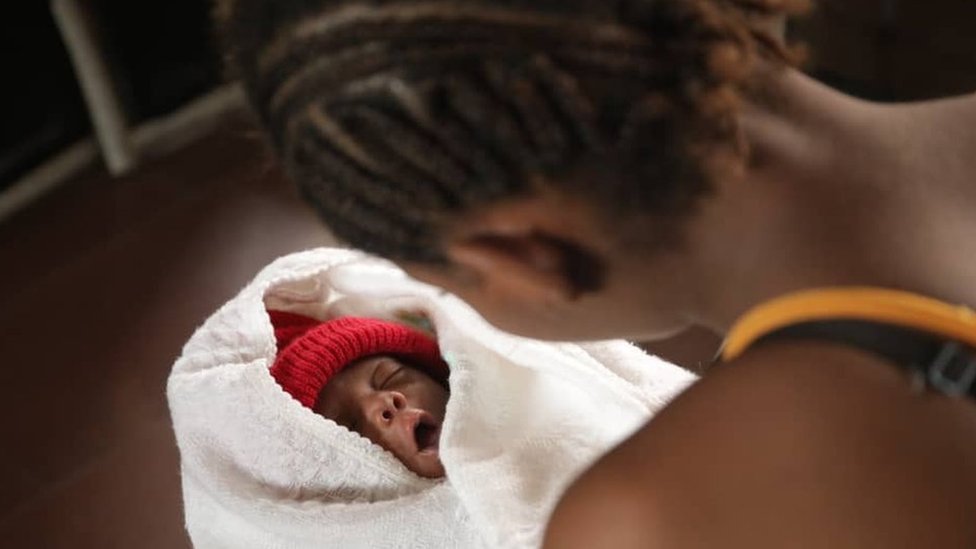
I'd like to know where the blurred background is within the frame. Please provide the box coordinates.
[1,1,975,546]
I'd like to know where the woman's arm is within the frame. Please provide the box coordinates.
[545,341,976,548]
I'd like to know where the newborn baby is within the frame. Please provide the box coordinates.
[169,247,696,548]
[268,310,450,479]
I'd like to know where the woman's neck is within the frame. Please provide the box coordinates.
[686,68,976,333]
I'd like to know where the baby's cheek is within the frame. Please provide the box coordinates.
[369,429,412,466]
[358,425,395,455]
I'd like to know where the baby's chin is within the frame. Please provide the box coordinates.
[410,453,446,479]
[401,448,446,479]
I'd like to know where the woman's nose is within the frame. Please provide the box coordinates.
[373,390,406,424]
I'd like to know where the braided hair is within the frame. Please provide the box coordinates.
[218,0,808,262]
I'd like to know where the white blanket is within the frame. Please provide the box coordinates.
[168,248,695,548]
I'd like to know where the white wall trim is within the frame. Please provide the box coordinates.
[0,84,247,224]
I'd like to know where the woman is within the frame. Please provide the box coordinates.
[218,0,976,546]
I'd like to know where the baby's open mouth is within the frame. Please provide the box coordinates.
[413,413,441,454]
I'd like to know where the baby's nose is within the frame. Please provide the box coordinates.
[373,391,407,424]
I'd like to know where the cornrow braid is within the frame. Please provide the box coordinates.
[218,0,809,262]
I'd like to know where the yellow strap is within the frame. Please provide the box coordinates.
[722,287,976,361]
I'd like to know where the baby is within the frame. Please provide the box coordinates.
[168,248,695,548]
[268,310,451,479]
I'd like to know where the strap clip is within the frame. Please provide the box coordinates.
[925,342,976,397]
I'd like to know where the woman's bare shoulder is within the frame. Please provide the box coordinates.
[545,341,976,549]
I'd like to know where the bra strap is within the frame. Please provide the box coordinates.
[760,319,976,398]
[722,288,976,399]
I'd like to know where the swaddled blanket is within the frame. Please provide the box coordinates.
[168,248,695,548]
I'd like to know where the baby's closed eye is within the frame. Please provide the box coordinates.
[371,359,402,389]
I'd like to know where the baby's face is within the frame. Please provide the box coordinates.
[315,356,448,478]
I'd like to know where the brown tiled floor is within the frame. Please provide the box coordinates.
[0,116,334,547]
[0,115,718,548]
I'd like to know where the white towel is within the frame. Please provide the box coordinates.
[168,248,696,548]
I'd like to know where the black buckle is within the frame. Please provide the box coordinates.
[924,342,976,397]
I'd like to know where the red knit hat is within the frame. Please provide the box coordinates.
[268,310,449,409]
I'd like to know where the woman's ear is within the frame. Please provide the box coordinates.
[403,187,609,308]
[446,230,605,304]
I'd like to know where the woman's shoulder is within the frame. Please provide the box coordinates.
[545,340,976,548]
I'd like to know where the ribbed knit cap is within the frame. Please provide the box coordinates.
[268,310,449,409]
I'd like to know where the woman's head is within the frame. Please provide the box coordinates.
[224,1,808,340]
